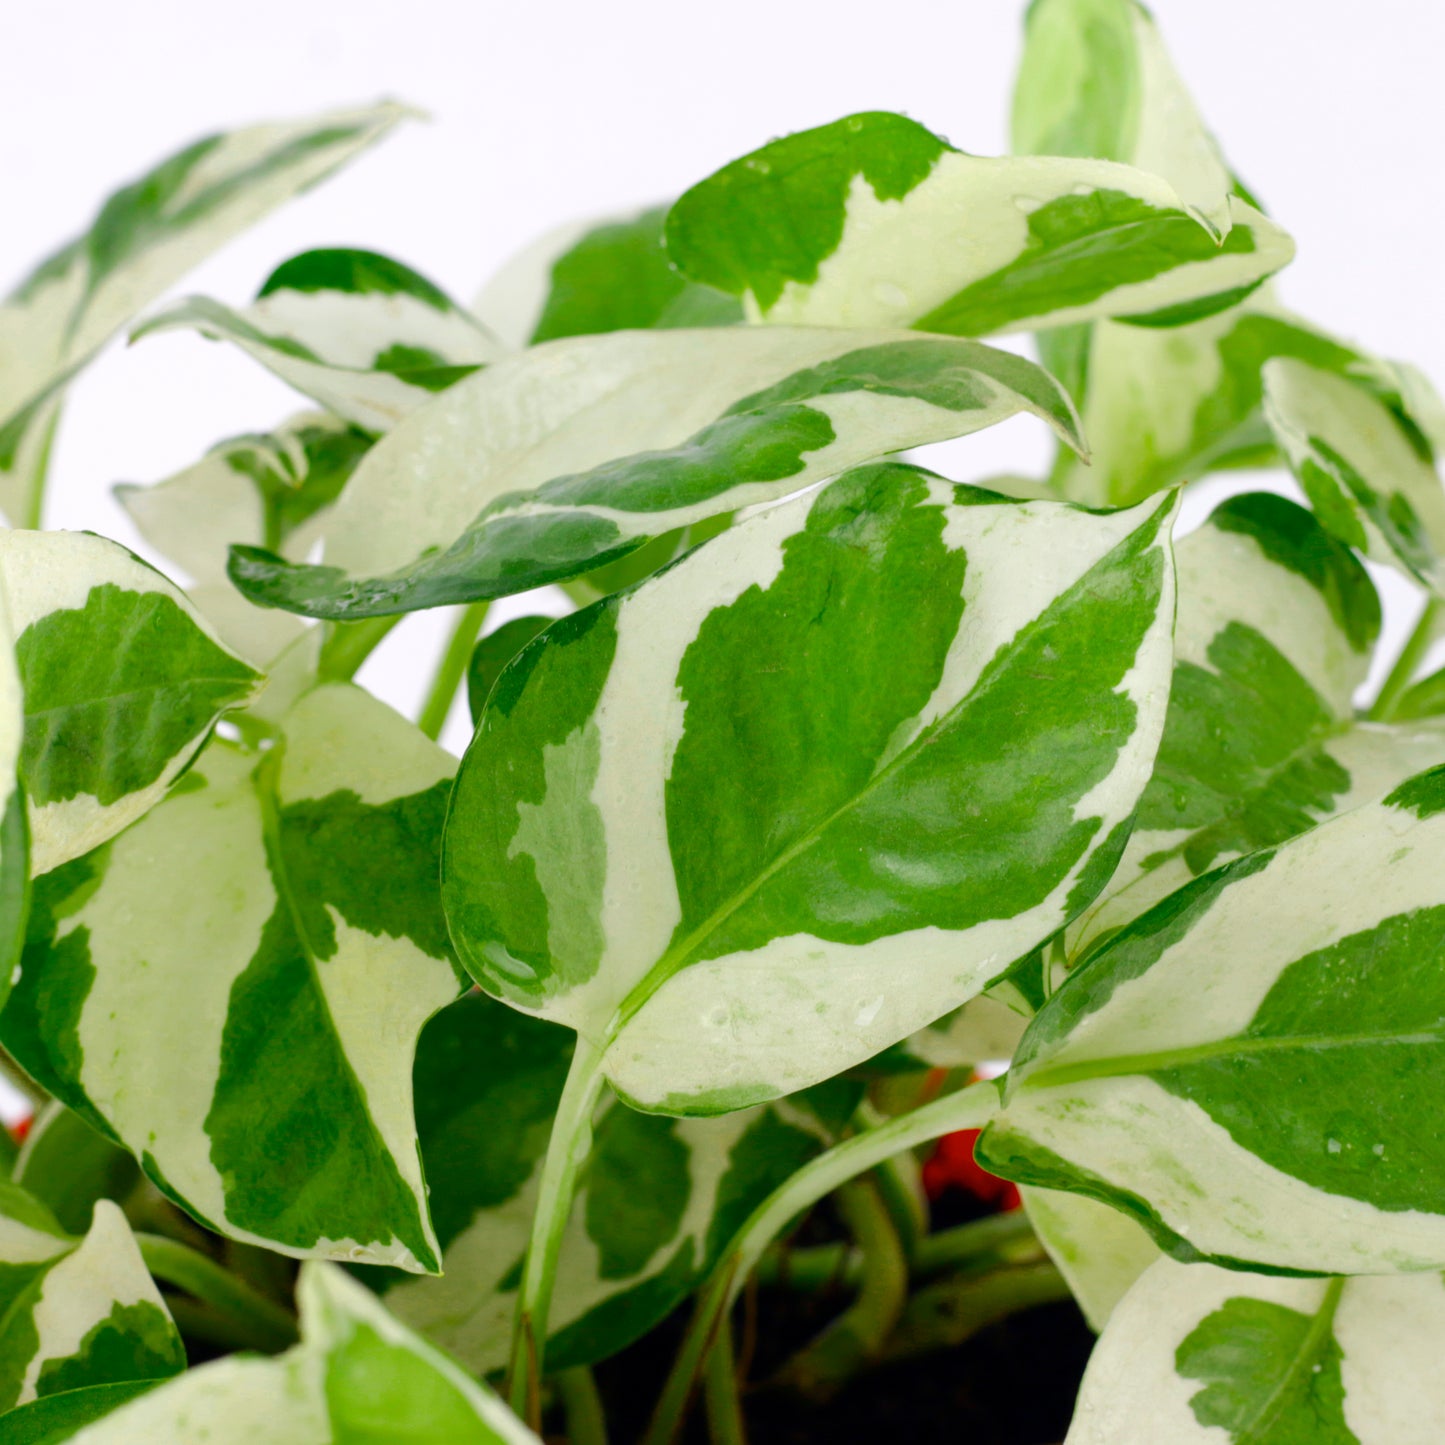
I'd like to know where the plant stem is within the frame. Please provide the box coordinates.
[1369,596,1442,720]
[772,1178,907,1401]
[417,602,489,740]
[136,1234,298,1353]
[703,1315,747,1445]
[556,1367,609,1445]
[880,1258,1070,1362]
[757,1207,1038,1292]
[507,1035,608,1428]
[317,614,403,683]
[18,399,61,531]
[915,1208,1038,1275]
[871,1154,926,1261]
[642,1076,1002,1445]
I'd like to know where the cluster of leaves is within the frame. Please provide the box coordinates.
[1,2,1444,1441]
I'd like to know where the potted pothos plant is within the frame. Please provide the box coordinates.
[1,1,1442,1440]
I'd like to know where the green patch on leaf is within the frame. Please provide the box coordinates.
[917,190,1257,338]
[1176,1289,1357,1443]
[36,1301,184,1400]
[15,585,257,806]
[666,112,949,311]
[259,248,454,310]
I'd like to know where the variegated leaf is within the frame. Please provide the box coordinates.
[1072,493,1445,950]
[0,105,408,528]
[1264,357,1445,593]
[1395,663,1445,721]
[372,992,854,1373]
[0,576,26,1014]
[66,1263,538,1445]
[556,511,738,609]
[135,249,501,434]
[474,206,742,348]
[1037,295,1384,507]
[117,413,369,590]
[443,462,1178,1113]
[1008,5,1443,512]
[867,992,1028,1073]
[0,530,261,876]
[226,326,1084,620]
[979,763,1445,1274]
[1021,1186,1159,1331]
[0,1192,183,1415]
[467,616,553,725]
[1068,1257,1445,1444]
[664,112,1293,336]
[1013,0,1235,238]
[115,412,368,665]
[0,684,463,1272]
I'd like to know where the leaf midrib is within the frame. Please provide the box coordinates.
[1023,1024,1445,1092]
[1231,1277,1346,1445]
[609,499,1168,1037]
[23,672,255,723]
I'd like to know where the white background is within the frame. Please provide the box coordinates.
[3,0,1443,751]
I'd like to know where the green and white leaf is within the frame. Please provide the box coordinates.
[869,992,1029,1073]
[443,461,1178,1113]
[979,762,1445,1273]
[664,111,1293,336]
[0,575,26,1007]
[1013,0,1235,238]
[1067,1256,1445,1443]
[467,616,555,724]
[0,1192,183,1414]
[1393,662,1445,722]
[1009,6,1445,513]
[116,411,369,665]
[1038,296,1367,507]
[0,104,408,527]
[225,326,1085,619]
[0,684,463,1271]
[1264,357,1445,593]
[136,249,501,434]
[1022,1186,1159,1331]
[375,992,850,1373]
[1072,493,1445,950]
[474,206,742,348]
[67,1263,538,1445]
[0,530,262,875]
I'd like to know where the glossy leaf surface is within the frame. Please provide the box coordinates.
[444,462,1177,1112]
[1073,493,1445,950]
[135,248,501,434]
[1068,1257,1445,1443]
[1264,357,1445,593]
[2,685,462,1271]
[0,105,407,526]
[66,1265,538,1445]
[486,205,742,347]
[1013,0,1235,238]
[116,412,367,666]
[665,111,1292,335]
[0,531,261,876]
[981,763,1445,1273]
[226,327,1084,619]
[0,1192,183,1416]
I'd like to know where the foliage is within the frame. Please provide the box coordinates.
[2,5,1444,1440]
